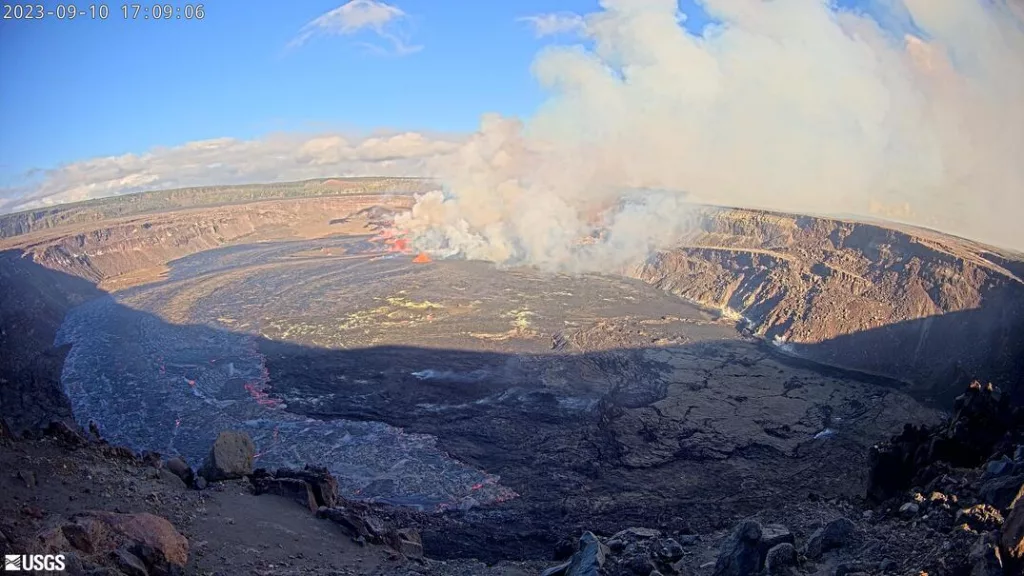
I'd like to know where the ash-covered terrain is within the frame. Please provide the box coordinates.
[2,181,1024,574]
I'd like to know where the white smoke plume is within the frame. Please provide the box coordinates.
[398,0,1024,269]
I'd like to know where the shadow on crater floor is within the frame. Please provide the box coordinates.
[2,247,1019,561]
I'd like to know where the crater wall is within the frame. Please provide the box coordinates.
[2,196,1023,430]
[633,208,1024,401]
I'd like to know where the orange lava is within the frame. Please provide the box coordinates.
[412,252,432,263]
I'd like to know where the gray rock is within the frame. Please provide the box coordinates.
[765,543,796,575]
[879,559,897,573]
[393,527,423,559]
[758,524,794,567]
[566,532,608,576]
[805,517,856,559]
[164,457,193,486]
[157,468,187,490]
[199,431,255,481]
[194,476,207,490]
[899,502,920,518]
[111,548,148,576]
[656,538,684,562]
[712,520,762,576]
[978,474,1024,511]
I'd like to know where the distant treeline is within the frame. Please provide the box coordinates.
[0,177,437,239]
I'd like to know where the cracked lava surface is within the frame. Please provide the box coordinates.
[54,234,942,549]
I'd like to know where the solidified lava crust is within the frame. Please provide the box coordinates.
[50,234,948,558]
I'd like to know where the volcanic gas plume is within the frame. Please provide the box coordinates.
[397,0,1024,269]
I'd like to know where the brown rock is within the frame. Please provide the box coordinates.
[200,430,255,481]
[35,511,188,575]
[164,457,193,486]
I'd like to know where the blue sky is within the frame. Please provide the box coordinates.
[0,1,593,181]
[0,1,727,184]
[0,0,974,220]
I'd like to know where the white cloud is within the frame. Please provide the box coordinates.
[289,0,421,55]
[0,131,463,213]
[517,12,587,38]
[400,0,1024,266]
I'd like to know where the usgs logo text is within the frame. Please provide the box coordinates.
[4,554,66,572]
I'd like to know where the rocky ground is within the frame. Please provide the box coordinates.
[2,380,1021,575]
[3,188,1023,575]
[536,382,1024,576]
[0,422,547,576]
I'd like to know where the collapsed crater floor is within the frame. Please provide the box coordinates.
[55,235,942,558]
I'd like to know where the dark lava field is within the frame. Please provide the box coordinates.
[52,233,942,557]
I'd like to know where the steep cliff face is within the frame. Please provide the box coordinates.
[0,195,411,432]
[3,195,412,285]
[3,197,1022,413]
[633,208,1024,401]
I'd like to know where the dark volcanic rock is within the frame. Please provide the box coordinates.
[564,532,608,576]
[764,543,796,575]
[804,517,855,559]
[252,476,318,512]
[978,474,1024,512]
[712,519,762,576]
[757,524,794,568]
[274,465,338,508]
[199,430,254,481]
[164,457,193,487]
[868,382,1022,502]
[967,532,1004,576]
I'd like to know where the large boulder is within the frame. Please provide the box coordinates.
[274,465,338,508]
[34,511,188,576]
[804,517,855,559]
[765,543,797,575]
[978,475,1024,512]
[164,457,194,487]
[565,532,609,576]
[712,519,762,576]
[252,476,318,512]
[757,524,794,568]
[199,430,255,481]
[601,527,686,575]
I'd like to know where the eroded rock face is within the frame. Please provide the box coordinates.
[633,207,1024,401]
[34,511,188,576]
